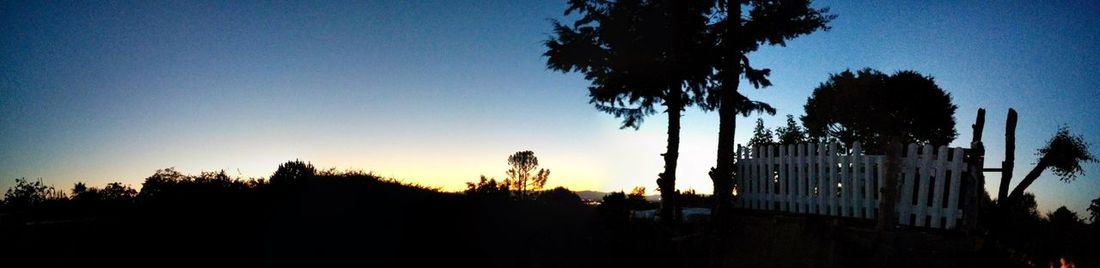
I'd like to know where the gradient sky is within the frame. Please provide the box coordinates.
[2,1,1098,215]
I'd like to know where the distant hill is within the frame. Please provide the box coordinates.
[575,190,660,202]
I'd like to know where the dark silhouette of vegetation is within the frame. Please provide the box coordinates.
[1089,196,1100,224]
[775,114,810,144]
[746,118,775,149]
[4,178,52,210]
[1005,126,1097,205]
[3,157,1097,267]
[505,150,550,199]
[0,161,612,267]
[597,189,656,227]
[707,0,833,225]
[465,175,511,200]
[801,68,958,153]
[545,0,716,225]
[270,159,315,185]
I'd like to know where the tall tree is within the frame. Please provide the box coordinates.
[775,114,809,144]
[708,0,833,223]
[746,118,774,149]
[505,150,551,199]
[545,0,715,223]
[801,69,958,153]
[1005,126,1096,204]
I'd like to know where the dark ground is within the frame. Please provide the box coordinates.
[0,175,1062,268]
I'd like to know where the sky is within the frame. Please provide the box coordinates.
[2,0,1098,215]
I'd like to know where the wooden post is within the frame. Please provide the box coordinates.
[877,140,902,230]
[997,109,1017,201]
[965,108,986,231]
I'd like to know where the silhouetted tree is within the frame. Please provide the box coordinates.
[1006,127,1096,204]
[546,0,714,224]
[747,118,775,149]
[708,0,833,224]
[801,69,958,153]
[536,187,584,207]
[101,182,137,202]
[775,114,808,144]
[678,188,712,208]
[1089,196,1100,224]
[505,151,550,199]
[137,168,186,200]
[1045,206,1086,262]
[3,178,51,209]
[71,182,99,202]
[465,175,511,199]
[1048,206,1084,226]
[270,160,316,185]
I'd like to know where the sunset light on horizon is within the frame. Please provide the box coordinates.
[3,0,1099,216]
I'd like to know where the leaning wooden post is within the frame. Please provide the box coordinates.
[997,109,1017,201]
[965,108,986,231]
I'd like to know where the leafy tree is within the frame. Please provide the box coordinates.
[775,114,808,144]
[505,151,550,199]
[707,0,833,223]
[465,175,511,199]
[801,68,958,153]
[747,118,775,149]
[101,182,138,202]
[545,0,714,224]
[1047,206,1083,226]
[1006,127,1097,204]
[270,160,316,185]
[3,178,51,208]
[138,168,187,200]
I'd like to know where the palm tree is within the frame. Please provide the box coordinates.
[1005,126,1096,204]
[545,0,715,224]
[707,0,833,223]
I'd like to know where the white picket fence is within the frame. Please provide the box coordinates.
[734,142,970,229]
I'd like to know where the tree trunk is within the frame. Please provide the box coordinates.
[658,97,682,225]
[1006,157,1050,203]
[998,109,1017,201]
[709,1,742,229]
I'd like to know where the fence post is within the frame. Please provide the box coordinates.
[965,109,986,231]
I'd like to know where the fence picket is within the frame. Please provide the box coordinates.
[946,148,965,229]
[930,145,950,228]
[914,144,933,227]
[800,143,809,213]
[897,144,919,225]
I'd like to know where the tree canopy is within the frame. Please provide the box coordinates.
[801,68,958,152]
[1006,126,1096,203]
[545,0,714,129]
[506,150,550,199]
[747,118,774,149]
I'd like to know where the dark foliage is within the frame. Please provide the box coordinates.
[1006,126,1096,204]
[270,159,316,185]
[746,118,775,149]
[801,68,958,153]
[775,114,809,144]
[0,162,609,268]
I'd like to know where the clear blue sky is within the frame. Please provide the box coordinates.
[2,1,1098,215]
